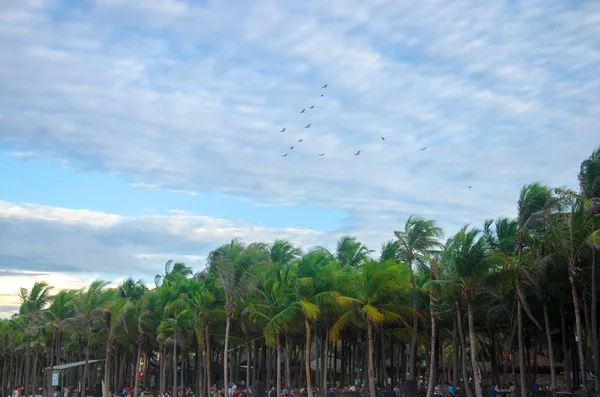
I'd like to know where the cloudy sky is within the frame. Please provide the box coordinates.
[1,0,598,317]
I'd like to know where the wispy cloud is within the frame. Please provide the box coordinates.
[0,0,598,308]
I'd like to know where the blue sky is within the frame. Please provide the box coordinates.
[0,0,598,316]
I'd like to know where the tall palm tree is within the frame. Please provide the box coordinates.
[103,295,133,397]
[331,259,412,397]
[545,192,597,394]
[44,290,77,397]
[208,239,264,395]
[73,280,110,397]
[394,215,443,381]
[18,281,53,397]
[447,225,489,397]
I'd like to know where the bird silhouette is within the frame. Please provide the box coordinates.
[321,94,324,97]
[381,136,385,140]
[318,153,325,156]
[300,109,305,113]
[322,84,328,88]
[355,150,361,156]
[280,128,285,132]
[309,105,315,109]
[305,124,311,128]
[420,147,427,151]
[289,146,294,150]
[282,153,288,157]
[298,139,303,142]
[468,186,472,189]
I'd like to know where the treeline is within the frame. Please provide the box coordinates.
[1,146,599,397]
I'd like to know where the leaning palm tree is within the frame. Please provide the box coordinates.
[331,259,412,397]
[19,281,53,397]
[207,239,264,395]
[394,215,443,381]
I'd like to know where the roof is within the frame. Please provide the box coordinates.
[48,360,104,370]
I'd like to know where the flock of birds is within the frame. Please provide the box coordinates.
[277,84,473,189]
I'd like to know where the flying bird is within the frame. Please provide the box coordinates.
[381,136,385,140]
[468,186,472,189]
[321,94,324,97]
[420,147,427,151]
[300,108,305,113]
[305,124,311,128]
[282,153,288,157]
[309,105,315,109]
[355,150,361,156]
[322,84,328,88]
[289,146,294,150]
[280,128,285,132]
[298,139,303,142]
[318,153,325,156]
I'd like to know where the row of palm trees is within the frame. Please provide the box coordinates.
[1,146,599,397]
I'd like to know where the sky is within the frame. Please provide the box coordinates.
[0,0,599,317]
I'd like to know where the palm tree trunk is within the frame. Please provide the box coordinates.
[82,331,92,397]
[452,318,459,387]
[304,317,314,397]
[560,309,572,391]
[48,334,55,397]
[568,271,588,393]
[408,261,418,381]
[197,344,204,397]
[276,335,282,397]
[502,322,516,387]
[160,345,166,393]
[542,299,557,391]
[367,322,376,397]
[134,338,142,397]
[455,302,472,397]
[24,336,31,397]
[173,335,177,397]
[246,341,251,388]
[205,325,212,397]
[591,247,599,393]
[426,297,437,397]
[224,307,231,396]
[467,301,482,397]
[285,335,291,389]
[103,342,112,397]
[517,301,527,397]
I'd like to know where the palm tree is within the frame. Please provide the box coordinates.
[158,299,193,397]
[103,295,133,397]
[394,215,443,381]
[331,259,412,397]
[545,192,597,394]
[515,183,560,397]
[155,260,193,287]
[44,290,77,397]
[187,275,222,397]
[208,239,264,395]
[446,225,489,397]
[335,236,373,268]
[118,278,148,301]
[249,276,294,397]
[18,281,53,397]
[73,280,110,397]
